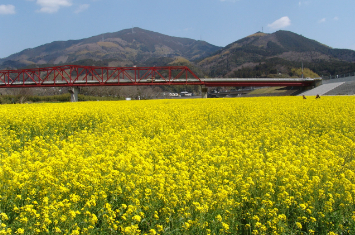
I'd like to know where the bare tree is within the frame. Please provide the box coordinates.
[6,88,34,103]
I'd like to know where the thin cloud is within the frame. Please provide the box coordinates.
[33,0,73,13]
[333,16,339,21]
[298,1,310,6]
[75,4,89,13]
[0,5,16,15]
[267,16,291,30]
[318,18,326,23]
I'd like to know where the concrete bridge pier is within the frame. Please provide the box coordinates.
[314,79,323,87]
[69,87,79,102]
[201,86,208,98]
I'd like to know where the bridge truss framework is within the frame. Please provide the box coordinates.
[0,65,319,88]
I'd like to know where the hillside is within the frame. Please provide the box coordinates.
[2,29,355,80]
[0,27,221,69]
[198,30,355,78]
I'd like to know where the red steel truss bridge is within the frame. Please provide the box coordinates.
[0,65,321,88]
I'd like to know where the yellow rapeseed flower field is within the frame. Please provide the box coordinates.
[0,96,354,234]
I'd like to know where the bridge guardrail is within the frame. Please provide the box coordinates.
[322,72,355,80]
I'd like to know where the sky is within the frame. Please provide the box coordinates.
[0,0,354,59]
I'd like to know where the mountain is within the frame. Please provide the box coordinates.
[2,29,355,79]
[0,27,221,69]
[198,30,355,78]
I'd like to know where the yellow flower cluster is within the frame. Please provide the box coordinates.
[0,96,355,234]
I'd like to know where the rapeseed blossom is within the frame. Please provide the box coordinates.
[0,96,354,234]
